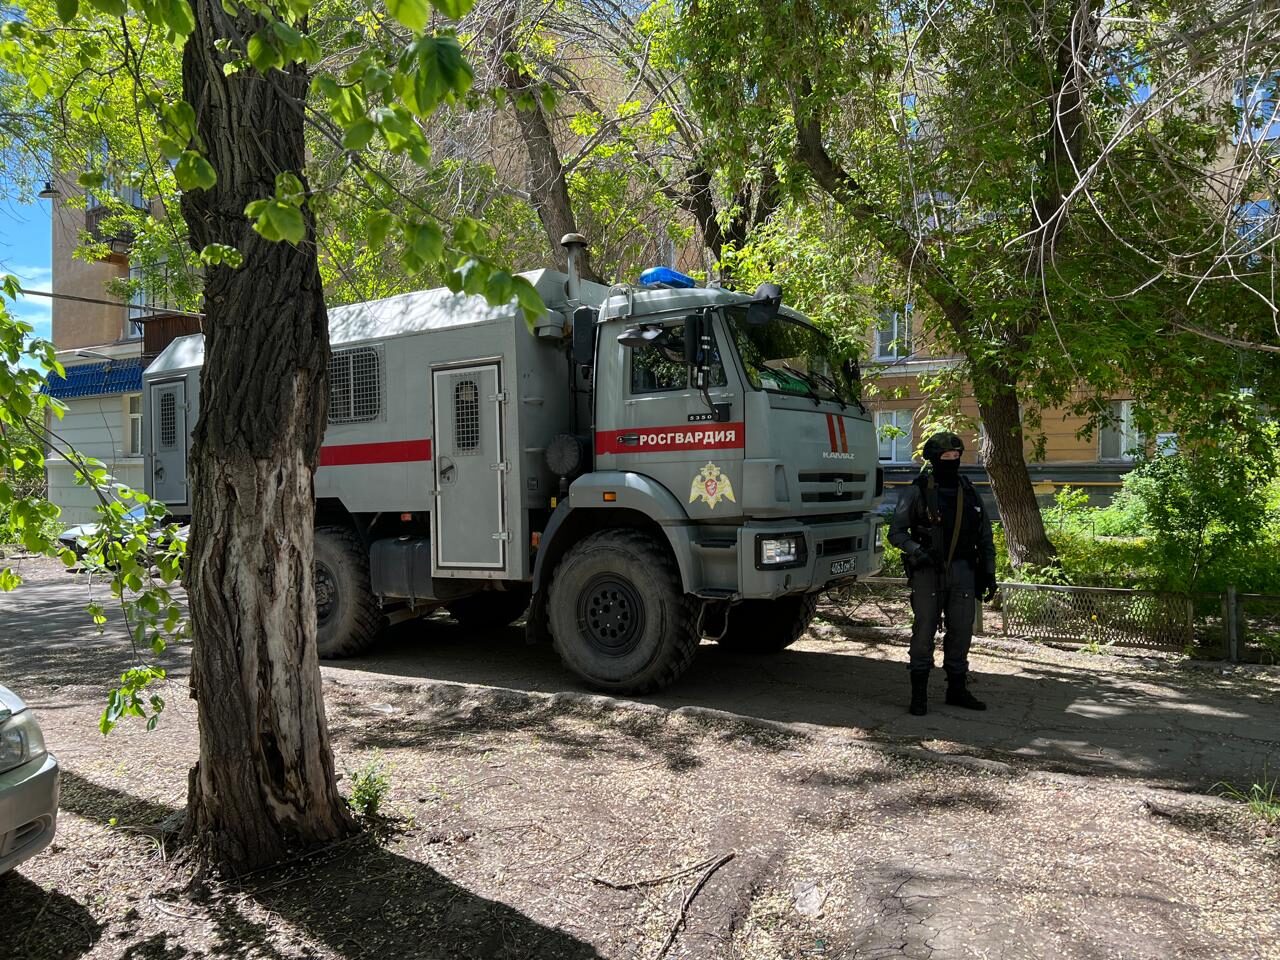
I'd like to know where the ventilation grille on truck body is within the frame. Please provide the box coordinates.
[329,346,383,424]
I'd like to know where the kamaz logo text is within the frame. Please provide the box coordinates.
[822,451,857,460]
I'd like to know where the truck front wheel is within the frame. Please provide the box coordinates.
[547,529,698,694]
[314,525,383,658]
[715,594,819,654]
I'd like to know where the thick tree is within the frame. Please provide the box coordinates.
[177,0,353,867]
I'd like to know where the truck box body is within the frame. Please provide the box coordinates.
[145,269,608,583]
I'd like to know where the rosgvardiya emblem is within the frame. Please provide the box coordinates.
[690,462,736,509]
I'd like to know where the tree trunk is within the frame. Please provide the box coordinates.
[179,0,354,872]
[491,12,601,282]
[976,380,1056,569]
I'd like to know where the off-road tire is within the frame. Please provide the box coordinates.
[447,585,533,630]
[715,594,819,654]
[314,524,383,658]
[547,529,698,694]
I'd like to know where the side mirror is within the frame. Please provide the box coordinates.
[746,282,782,325]
[572,306,598,367]
[683,313,702,364]
[842,356,861,386]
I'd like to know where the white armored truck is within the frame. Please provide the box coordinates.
[143,236,883,693]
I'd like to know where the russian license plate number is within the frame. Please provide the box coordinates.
[829,558,854,576]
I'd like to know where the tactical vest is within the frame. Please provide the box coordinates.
[907,472,983,568]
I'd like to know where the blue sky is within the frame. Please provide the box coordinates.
[0,196,54,348]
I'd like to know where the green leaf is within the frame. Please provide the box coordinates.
[163,0,196,37]
[55,0,79,23]
[77,170,106,190]
[86,0,126,15]
[387,0,429,31]
[247,31,284,73]
[342,118,375,150]
[366,208,393,247]
[174,151,217,191]
[430,0,473,18]
[248,200,306,244]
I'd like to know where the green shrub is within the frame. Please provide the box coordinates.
[347,754,391,818]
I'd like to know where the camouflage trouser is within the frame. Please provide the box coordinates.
[907,561,976,675]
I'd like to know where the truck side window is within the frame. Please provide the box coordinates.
[630,322,727,394]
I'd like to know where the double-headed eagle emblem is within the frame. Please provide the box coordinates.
[690,462,736,509]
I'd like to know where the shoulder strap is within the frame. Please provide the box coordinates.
[946,481,964,566]
[922,472,941,524]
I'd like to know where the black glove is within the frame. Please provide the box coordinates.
[978,574,997,603]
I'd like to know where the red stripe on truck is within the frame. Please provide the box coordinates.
[825,413,838,451]
[595,422,746,455]
[837,416,849,453]
[319,438,432,467]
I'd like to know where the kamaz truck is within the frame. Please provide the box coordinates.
[143,235,883,693]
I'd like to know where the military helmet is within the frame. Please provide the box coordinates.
[922,431,964,462]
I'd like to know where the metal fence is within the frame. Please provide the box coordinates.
[999,583,1196,650]
[831,578,1279,663]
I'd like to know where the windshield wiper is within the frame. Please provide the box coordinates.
[805,370,848,410]
[778,363,823,406]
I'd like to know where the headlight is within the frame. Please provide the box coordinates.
[874,525,884,549]
[0,709,47,775]
[756,534,806,569]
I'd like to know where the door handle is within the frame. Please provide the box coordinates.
[618,434,640,446]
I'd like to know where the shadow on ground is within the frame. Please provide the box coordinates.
[2,870,103,960]
[44,769,603,960]
[327,614,1280,789]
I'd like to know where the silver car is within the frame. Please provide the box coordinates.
[0,685,59,875]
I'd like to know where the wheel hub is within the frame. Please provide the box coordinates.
[578,574,645,656]
[315,562,336,624]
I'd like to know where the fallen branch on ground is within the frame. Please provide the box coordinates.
[654,851,735,960]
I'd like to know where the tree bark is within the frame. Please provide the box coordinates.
[791,79,1057,568]
[493,15,602,282]
[179,0,354,872]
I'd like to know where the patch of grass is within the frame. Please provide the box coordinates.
[347,753,391,819]
[1215,775,1280,825]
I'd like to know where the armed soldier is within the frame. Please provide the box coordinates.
[888,432,997,716]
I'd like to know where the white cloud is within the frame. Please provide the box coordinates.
[7,263,52,287]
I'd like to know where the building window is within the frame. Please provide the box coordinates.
[328,346,382,423]
[127,394,143,456]
[1099,400,1143,461]
[1236,73,1280,142]
[127,261,180,338]
[877,408,914,462]
[875,310,913,360]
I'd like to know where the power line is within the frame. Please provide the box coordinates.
[15,287,205,320]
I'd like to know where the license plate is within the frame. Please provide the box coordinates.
[829,558,854,575]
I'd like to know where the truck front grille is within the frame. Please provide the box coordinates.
[799,471,866,504]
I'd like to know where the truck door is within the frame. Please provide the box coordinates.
[431,362,508,572]
[149,379,188,506]
[597,313,744,517]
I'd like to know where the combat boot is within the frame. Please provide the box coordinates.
[945,671,986,710]
[908,670,929,716]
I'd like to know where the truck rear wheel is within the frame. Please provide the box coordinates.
[447,585,532,630]
[715,594,819,654]
[547,529,698,694]
[314,524,383,658]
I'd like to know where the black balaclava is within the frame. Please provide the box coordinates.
[923,432,965,487]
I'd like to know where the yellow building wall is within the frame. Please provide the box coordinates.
[50,179,129,351]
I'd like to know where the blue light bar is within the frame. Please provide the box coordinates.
[639,266,697,289]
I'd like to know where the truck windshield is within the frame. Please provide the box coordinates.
[725,307,852,405]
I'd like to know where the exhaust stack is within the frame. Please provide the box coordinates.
[561,233,588,302]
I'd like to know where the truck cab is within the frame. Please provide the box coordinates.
[531,265,883,692]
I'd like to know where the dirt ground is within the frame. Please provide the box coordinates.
[2,555,1278,960]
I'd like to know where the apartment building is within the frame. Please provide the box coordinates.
[40,178,199,524]
[864,313,1151,512]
